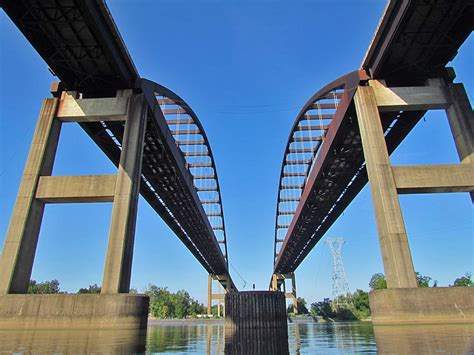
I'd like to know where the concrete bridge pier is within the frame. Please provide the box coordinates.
[354,70,474,324]
[271,272,298,314]
[0,86,149,329]
[207,274,225,317]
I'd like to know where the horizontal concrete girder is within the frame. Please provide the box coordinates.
[369,80,451,112]
[35,175,117,203]
[393,163,474,194]
[211,293,225,300]
[56,93,130,122]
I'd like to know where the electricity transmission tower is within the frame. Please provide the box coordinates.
[325,237,350,304]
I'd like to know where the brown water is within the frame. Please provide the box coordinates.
[0,322,473,353]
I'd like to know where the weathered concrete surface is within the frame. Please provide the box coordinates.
[225,291,289,354]
[35,174,116,203]
[370,287,474,325]
[354,86,417,289]
[0,294,149,329]
[102,94,147,294]
[0,98,61,294]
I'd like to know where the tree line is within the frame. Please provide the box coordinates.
[26,271,472,320]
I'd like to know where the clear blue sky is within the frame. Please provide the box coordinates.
[1,1,472,305]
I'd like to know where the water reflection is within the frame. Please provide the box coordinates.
[289,322,376,354]
[0,328,146,353]
[224,324,289,354]
[146,323,224,354]
[373,324,474,354]
[1,321,473,353]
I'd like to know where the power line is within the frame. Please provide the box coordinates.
[229,261,247,289]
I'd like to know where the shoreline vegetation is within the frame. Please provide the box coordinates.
[26,272,472,322]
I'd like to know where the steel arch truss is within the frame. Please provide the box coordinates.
[273,70,369,274]
[154,83,229,267]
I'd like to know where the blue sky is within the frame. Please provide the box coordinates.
[1,1,472,305]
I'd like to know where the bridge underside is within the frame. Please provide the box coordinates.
[1,0,235,301]
[273,0,473,275]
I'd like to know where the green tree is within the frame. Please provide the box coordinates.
[369,273,387,290]
[28,279,61,294]
[189,300,205,316]
[416,272,434,288]
[173,290,191,318]
[310,298,334,319]
[310,291,370,321]
[77,284,101,294]
[370,272,436,289]
[351,289,371,319]
[452,272,473,287]
[145,284,205,319]
[287,297,308,314]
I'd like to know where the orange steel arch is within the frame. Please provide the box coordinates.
[273,70,369,271]
[151,83,229,269]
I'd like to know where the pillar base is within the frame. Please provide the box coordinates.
[225,291,289,354]
[369,287,474,325]
[0,294,149,330]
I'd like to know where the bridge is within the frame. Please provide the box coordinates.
[0,0,472,331]
[0,0,234,328]
[271,0,473,323]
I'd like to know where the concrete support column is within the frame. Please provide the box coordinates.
[445,83,474,164]
[354,86,417,289]
[207,274,212,315]
[0,98,60,294]
[445,82,473,201]
[291,272,298,314]
[101,94,147,294]
[271,274,278,291]
[217,283,221,318]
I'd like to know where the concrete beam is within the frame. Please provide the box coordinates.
[393,164,474,194]
[35,175,117,203]
[57,92,130,122]
[101,94,147,294]
[369,80,451,112]
[211,294,225,300]
[354,86,417,289]
[0,98,61,294]
[443,81,474,201]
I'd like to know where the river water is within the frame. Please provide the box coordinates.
[0,321,473,353]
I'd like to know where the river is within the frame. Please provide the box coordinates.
[0,321,473,353]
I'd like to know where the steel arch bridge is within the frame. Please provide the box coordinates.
[272,0,473,286]
[273,70,369,274]
[0,0,235,292]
